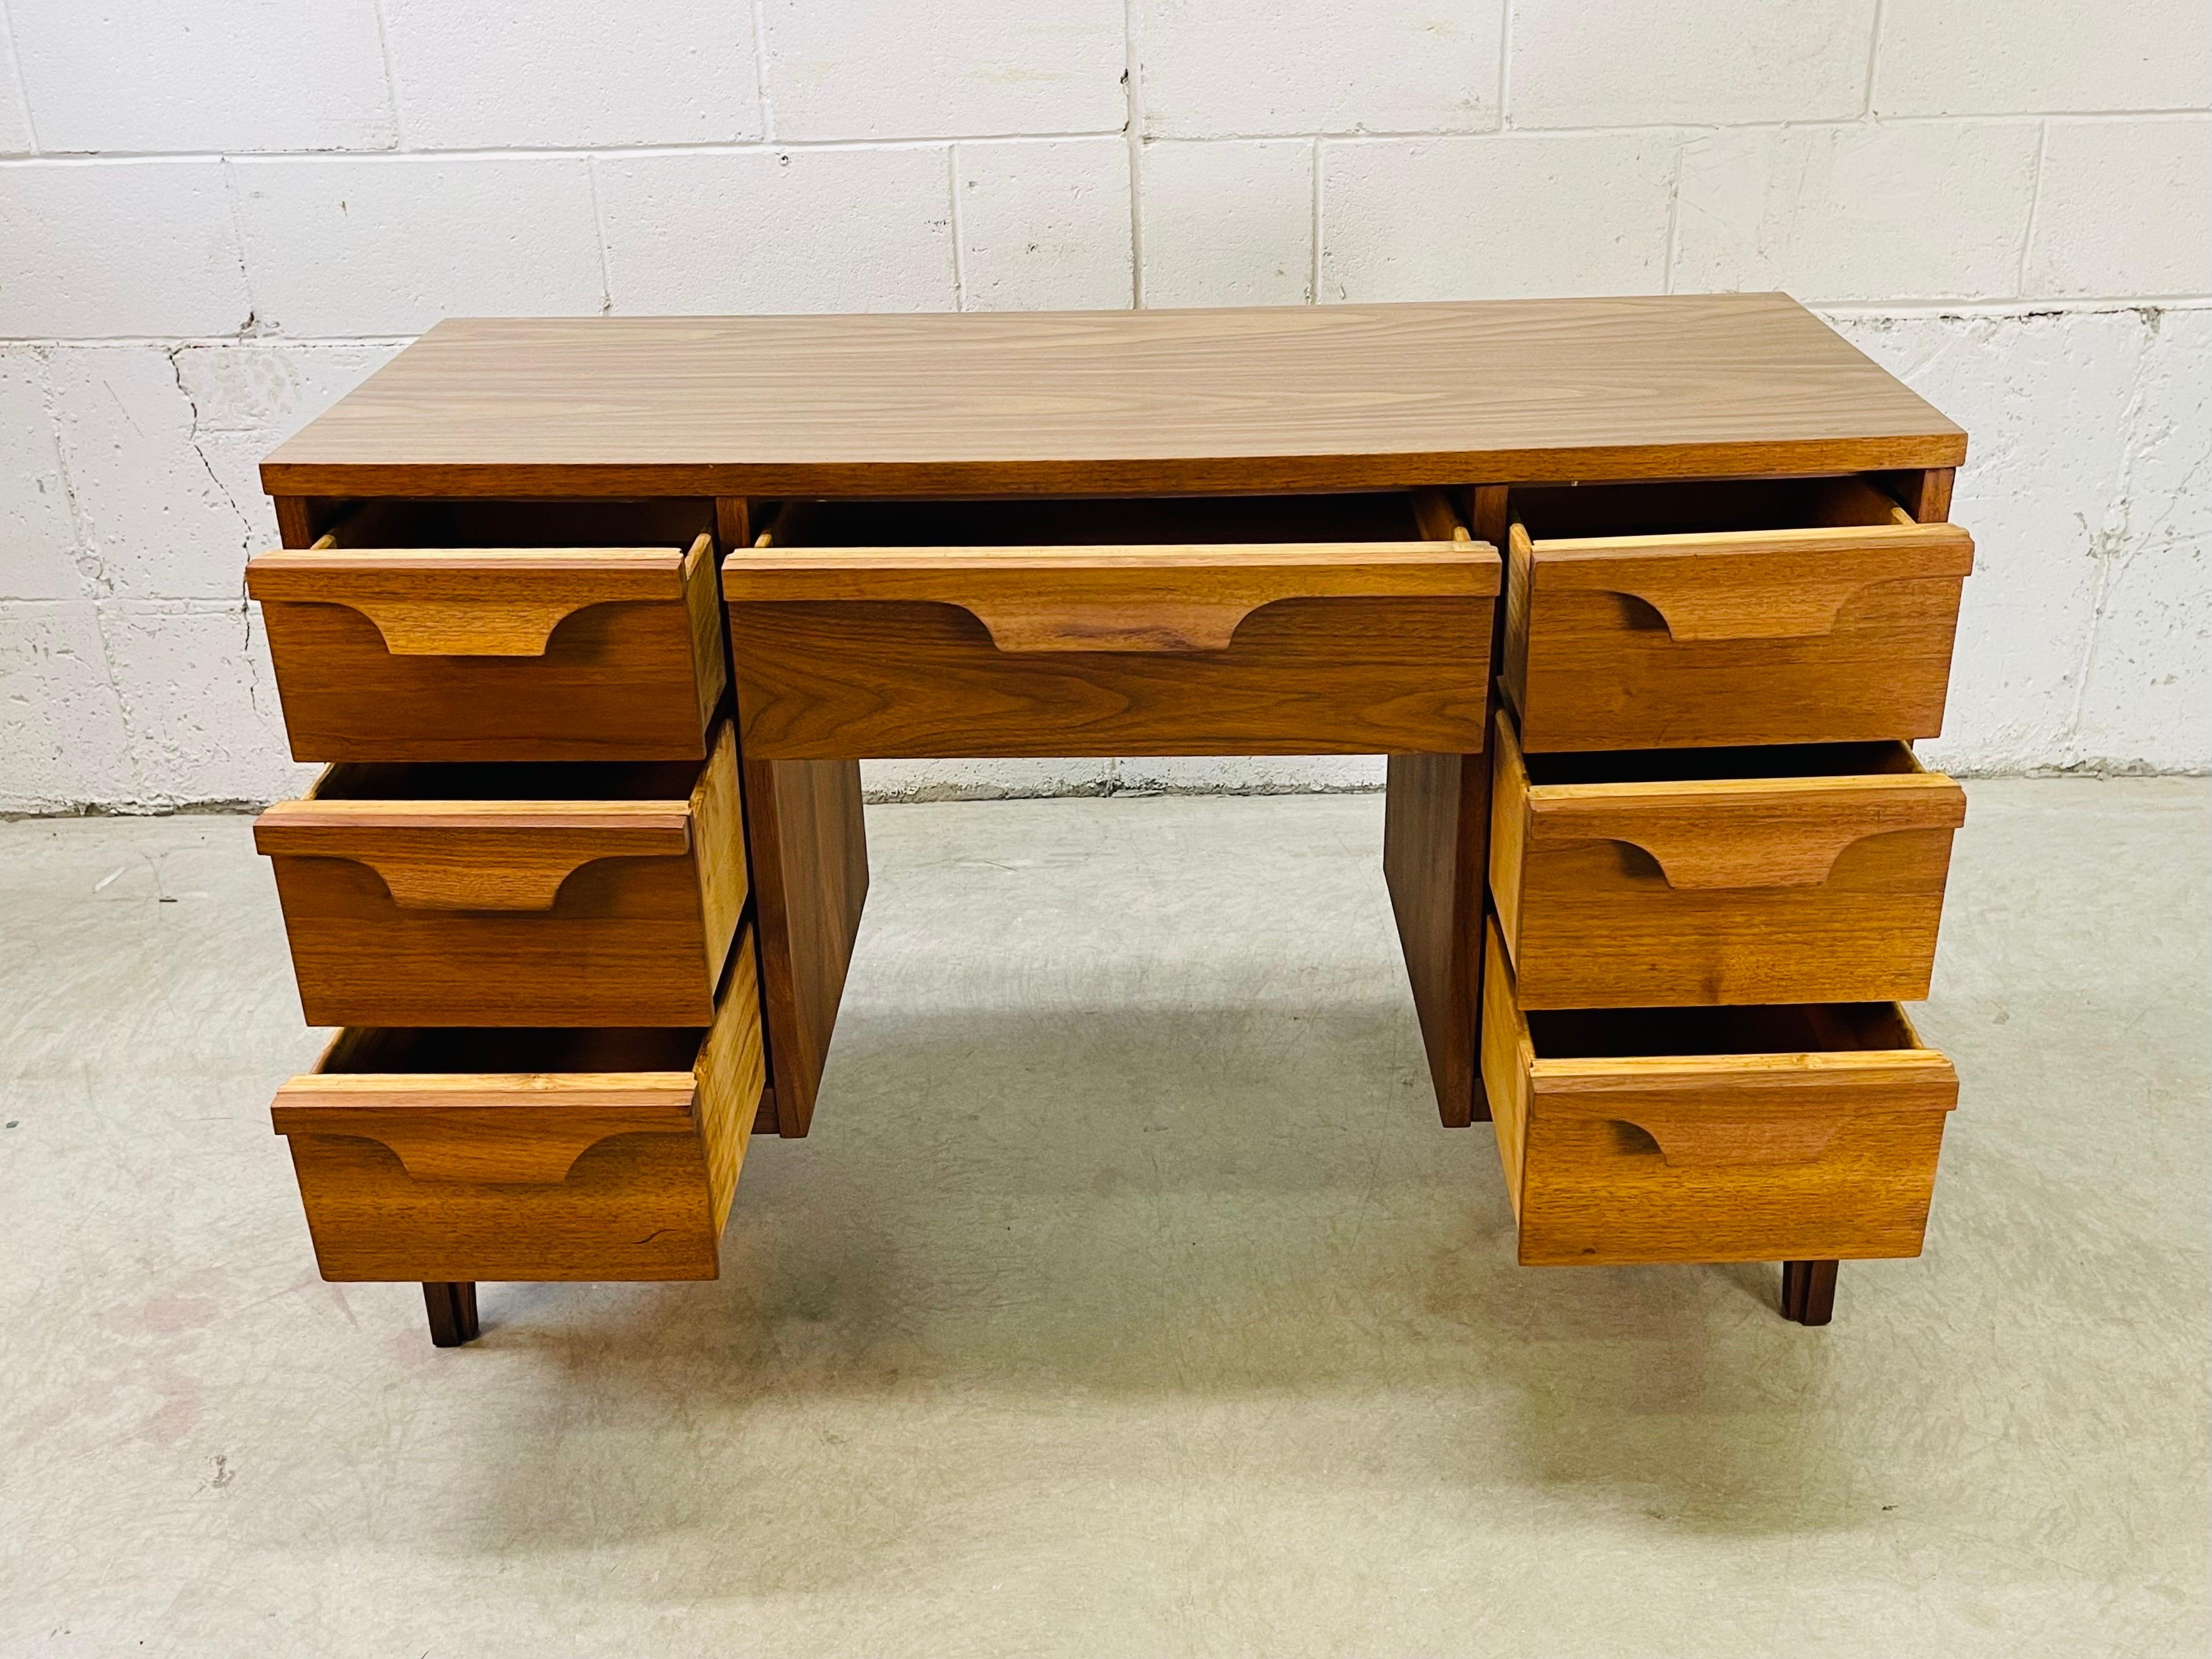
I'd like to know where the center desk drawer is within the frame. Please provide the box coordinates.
[246,499,726,762]
[1490,712,1965,1008]
[723,491,1499,758]
[1482,919,1957,1266]
[255,722,747,1029]
[272,931,763,1284]
[1505,476,1974,751]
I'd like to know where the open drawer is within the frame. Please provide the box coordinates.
[1481,919,1957,1266]
[1490,712,1965,1008]
[255,721,747,1028]
[247,499,726,762]
[1504,476,1973,751]
[272,931,764,1283]
[723,491,1499,757]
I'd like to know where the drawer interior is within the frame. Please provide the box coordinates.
[1513,476,1913,539]
[1521,739,1925,787]
[326,498,716,549]
[1526,1000,1918,1061]
[309,755,703,803]
[319,1024,704,1075]
[761,490,1449,549]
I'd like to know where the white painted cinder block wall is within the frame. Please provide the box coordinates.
[1,1,2207,812]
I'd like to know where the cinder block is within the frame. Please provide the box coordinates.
[861,759,1121,802]
[0,353,83,601]
[597,149,956,314]
[761,0,1125,140]
[47,340,397,606]
[231,158,605,338]
[957,139,1132,311]
[0,161,250,338]
[2070,308,2211,770]
[855,757,1390,799]
[1140,0,1501,138]
[46,346,264,601]
[1675,123,2039,303]
[1116,756,1385,794]
[0,601,133,811]
[1875,0,2212,117]
[0,15,31,156]
[99,600,312,806]
[382,0,762,148]
[2073,538,2211,772]
[170,341,401,440]
[8,0,392,154]
[1830,308,2147,773]
[1511,0,1876,127]
[1140,140,1312,308]
[173,341,401,538]
[1321,135,1674,302]
[2027,121,2212,299]
[2114,309,2212,558]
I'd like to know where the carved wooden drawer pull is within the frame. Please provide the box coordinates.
[254,801,693,911]
[270,1081,700,1184]
[723,542,1498,654]
[1524,776,1969,891]
[246,542,701,657]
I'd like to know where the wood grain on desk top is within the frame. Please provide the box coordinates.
[261,295,1965,498]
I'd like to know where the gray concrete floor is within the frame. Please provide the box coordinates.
[1,780,2206,1657]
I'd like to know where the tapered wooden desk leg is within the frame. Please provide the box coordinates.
[1780,1260,1838,1325]
[422,1282,481,1347]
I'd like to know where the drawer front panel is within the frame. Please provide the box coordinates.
[1512,577,1964,751]
[1506,836,1956,1007]
[250,533,725,762]
[1480,920,1957,1266]
[725,495,1497,758]
[1502,482,1973,752]
[270,853,724,1028]
[1513,1108,1951,1266]
[1490,715,1965,1007]
[272,929,764,1282]
[284,1130,723,1281]
[727,591,1496,758]
[257,725,747,1028]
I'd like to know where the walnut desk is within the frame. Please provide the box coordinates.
[248,294,1972,1347]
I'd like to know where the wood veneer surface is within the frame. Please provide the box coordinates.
[263,296,1965,498]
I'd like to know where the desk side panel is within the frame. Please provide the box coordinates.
[1384,750,1492,1127]
[744,755,869,1137]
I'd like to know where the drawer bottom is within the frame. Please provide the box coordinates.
[273,928,765,1284]
[1482,918,1957,1266]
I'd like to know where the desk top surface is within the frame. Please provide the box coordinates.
[262,294,1965,499]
